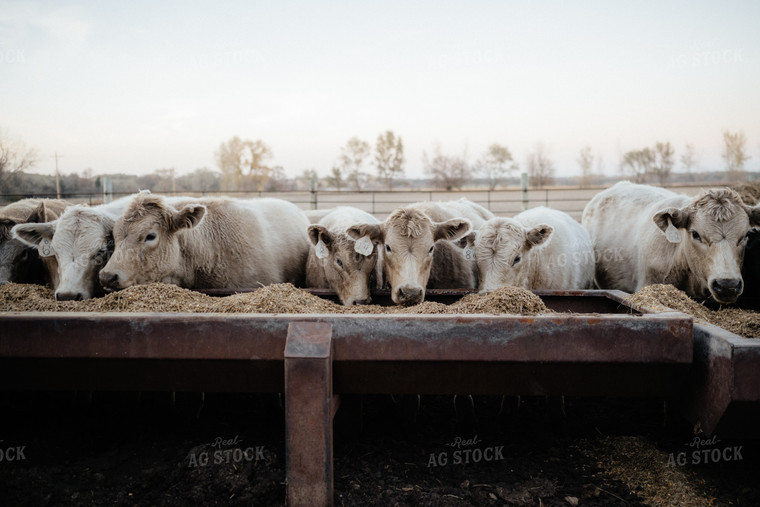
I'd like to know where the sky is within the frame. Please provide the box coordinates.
[1,0,759,181]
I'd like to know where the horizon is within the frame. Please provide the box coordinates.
[2,1,759,180]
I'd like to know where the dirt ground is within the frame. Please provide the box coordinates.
[0,393,758,506]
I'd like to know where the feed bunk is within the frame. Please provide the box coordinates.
[0,289,694,505]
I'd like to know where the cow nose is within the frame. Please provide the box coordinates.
[395,285,423,306]
[56,291,83,301]
[350,297,372,306]
[99,271,119,289]
[710,278,743,301]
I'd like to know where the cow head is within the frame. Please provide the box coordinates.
[13,205,112,300]
[0,200,62,286]
[467,218,553,293]
[308,224,378,305]
[348,208,471,305]
[100,194,206,290]
[653,188,760,304]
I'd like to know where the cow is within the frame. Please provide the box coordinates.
[466,207,595,292]
[346,199,492,305]
[741,229,760,299]
[99,194,310,290]
[306,206,382,305]
[12,195,136,300]
[582,181,760,304]
[0,198,69,286]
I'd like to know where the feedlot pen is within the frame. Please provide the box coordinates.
[1,289,758,505]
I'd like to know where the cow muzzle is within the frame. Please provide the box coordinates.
[99,270,121,290]
[55,290,85,301]
[393,284,424,306]
[709,278,743,304]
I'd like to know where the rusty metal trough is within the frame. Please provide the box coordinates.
[679,322,760,436]
[0,289,701,505]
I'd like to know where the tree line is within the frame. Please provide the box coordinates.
[0,127,755,197]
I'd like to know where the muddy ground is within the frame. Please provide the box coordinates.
[0,392,758,506]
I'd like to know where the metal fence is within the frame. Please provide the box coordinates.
[0,184,711,221]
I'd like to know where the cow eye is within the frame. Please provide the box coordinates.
[428,245,434,255]
[335,258,343,269]
[512,255,522,266]
[385,244,391,253]
[145,233,157,242]
[690,230,701,242]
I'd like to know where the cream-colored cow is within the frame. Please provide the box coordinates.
[582,181,760,304]
[99,194,310,290]
[306,206,382,305]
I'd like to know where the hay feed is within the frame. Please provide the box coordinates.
[627,284,759,338]
[1,282,549,316]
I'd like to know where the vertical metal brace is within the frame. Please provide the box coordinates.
[285,322,337,506]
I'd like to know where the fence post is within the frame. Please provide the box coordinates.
[103,177,113,204]
[310,180,318,210]
[521,172,529,210]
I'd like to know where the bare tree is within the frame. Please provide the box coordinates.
[620,148,654,183]
[0,129,38,193]
[526,143,555,188]
[181,167,219,192]
[375,131,405,190]
[651,141,675,185]
[577,146,594,188]
[475,143,516,190]
[299,169,320,191]
[680,142,698,173]
[423,144,471,190]
[215,137,273,192]
[264,166,291,192]
[339,137,371,191]
[723,130,751,182]
[325,166,345,191]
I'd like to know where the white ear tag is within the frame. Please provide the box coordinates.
[39,238,55,257]
[315,239,329,259]
[354,235,375,256]
[463,245,476,261]
[665,221,681,243]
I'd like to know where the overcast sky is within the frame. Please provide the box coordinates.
[2,0,759,181]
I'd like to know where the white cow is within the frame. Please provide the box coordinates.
[305,206,382,305]
[582,181,760,304]
[99,194,310,290]
[347,199,493,305]
[467,207,595,292]
[13,195,137,300]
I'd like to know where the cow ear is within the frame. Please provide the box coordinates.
[455,232,477,249]
[525,224,553,248]
[26,202,48,223]
[653,207,689,243]
[172,204,206,231]
[434,218,471,242]
[307,225,332,248]
[746,205,760,228]
[347,223,384,244]
[653,207,689,231]
[12,222,56,249]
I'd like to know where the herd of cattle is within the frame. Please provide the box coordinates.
[0,181,758,307]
